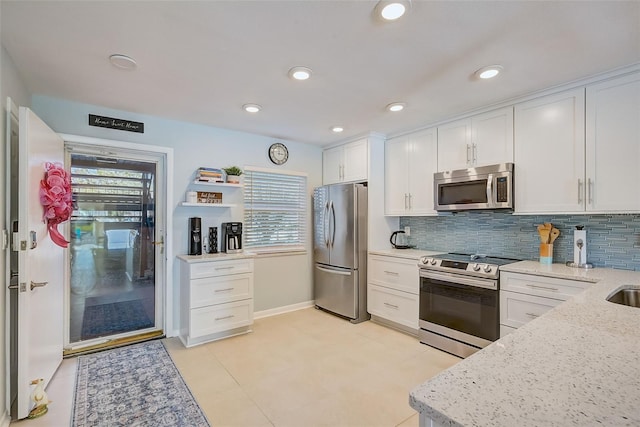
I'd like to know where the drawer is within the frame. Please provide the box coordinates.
[190,273,253,308]
[189,258,253,279]
[500,271,591,301]
[189,299,253,338]
[500,290,562,329]
[368,255,419,294]
[367,283,418,330]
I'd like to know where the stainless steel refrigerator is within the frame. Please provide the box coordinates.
[313,182,369,323]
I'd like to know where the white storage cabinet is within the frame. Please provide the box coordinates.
[323,138,368,184]
[179,256,254,347]
[367,254,420,333]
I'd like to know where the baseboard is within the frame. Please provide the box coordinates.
[0,412,10,427]
[253,300,315,319]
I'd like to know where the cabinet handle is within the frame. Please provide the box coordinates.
[526,284,559,291]
[383,270,399,276]
[215,315,235,321]
[408,193,412,209]
[404,193,408,210]
[577,179,583,204]
[215,266,234,271]
[473,143,477,164]
[466,144,471,164]
[525,312,539,318]
[214,287,234,293]
[384,302,399,310]
[588,178,593,205]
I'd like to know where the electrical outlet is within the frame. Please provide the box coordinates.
[404,226,410,236]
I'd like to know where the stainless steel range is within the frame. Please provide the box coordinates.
[418,253,520,358]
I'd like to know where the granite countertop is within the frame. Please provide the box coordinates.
[410,263,640,426]
[177,252,256,263]
[368,248,444,260]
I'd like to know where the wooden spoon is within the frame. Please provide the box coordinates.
[549,228,560,243]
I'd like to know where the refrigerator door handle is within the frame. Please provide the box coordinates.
[329,201,336,247]
[315,265,352,276]
[323,201,330,247]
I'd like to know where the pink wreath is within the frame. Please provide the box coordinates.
[39,162,73,248]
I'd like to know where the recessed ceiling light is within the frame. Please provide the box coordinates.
[475,65,504,80]
[243,104,261,113]
[109,54,137,70]
[331,126,344,133]
[288,66,313,81]
[375,0,410,21]
[386,102,406,112]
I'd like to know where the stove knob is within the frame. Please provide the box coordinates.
[430,258,438,265]
[420,256,431,265]
[483,265,493,273]
[472,263,481,271]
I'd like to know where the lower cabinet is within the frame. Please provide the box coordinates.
[367,254,419,333]
[178,255,254,347]
[499,271,592,337]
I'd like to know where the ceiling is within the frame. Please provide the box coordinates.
[1,1,639,146]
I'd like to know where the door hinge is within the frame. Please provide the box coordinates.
[1,230,7,250]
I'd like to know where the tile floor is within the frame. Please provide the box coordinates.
[13,308,460,427]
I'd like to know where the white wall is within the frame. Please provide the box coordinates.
[1,44,32,426]
[30,95,323,333]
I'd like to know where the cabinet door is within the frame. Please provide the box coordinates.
[437,118,471,171]
[343,138,368,183]
[407,128,438,215]
[514,88,586,213]
[586,73,640,212]
[323,145,343,185]
[384,136,410,215]
[472,107,514,167]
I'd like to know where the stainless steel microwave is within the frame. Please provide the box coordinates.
[434,163,514,211]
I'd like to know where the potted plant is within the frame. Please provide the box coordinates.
[223,166,243,184]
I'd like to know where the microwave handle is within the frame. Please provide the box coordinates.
[486,174,493,203]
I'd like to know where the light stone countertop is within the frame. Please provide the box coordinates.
[368,248,444,260]
[409,262,640,426]
[177,251,256,263]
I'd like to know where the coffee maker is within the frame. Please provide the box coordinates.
[221,222,242,254]
[188,217,202,255]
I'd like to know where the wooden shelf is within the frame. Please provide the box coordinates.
[180,202,236,208]
[192,181,242,188]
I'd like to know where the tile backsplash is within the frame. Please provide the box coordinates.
[400,212,640,271]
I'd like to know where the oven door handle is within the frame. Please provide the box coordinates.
[419,270,498,290]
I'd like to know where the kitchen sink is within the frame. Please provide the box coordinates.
[607,288,640,308]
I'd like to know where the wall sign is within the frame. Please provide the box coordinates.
[88,114,144,133]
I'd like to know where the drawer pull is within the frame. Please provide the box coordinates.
[525,312,539,318]
[384,302,399,310]
[526,284,559,292]
[215,315,235,321]
[383,270,399,276]
[215,266,235,271]
[214,287,234,293]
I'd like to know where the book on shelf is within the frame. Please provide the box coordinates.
[195,177,225,183]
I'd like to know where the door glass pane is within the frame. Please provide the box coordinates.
[69,154,156,343]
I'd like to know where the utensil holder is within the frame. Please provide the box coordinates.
[539,243,553,265]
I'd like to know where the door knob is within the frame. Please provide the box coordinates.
[30,281,48,291]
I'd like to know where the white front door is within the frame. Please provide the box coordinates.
[15,107,65,418]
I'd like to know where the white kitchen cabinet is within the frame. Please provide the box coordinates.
[178,255,254,347]
[437,107,513,172]
[367,254,419,332]
[385,128,437,216]
[586,72,640,212]
[323,138,368,184]
[514,88,586,213]
[499,271,592,336]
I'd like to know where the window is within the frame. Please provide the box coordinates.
[243,166,307,253]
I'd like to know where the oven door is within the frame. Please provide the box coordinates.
[419,270,499,344]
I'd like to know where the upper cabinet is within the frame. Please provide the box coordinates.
[586,73,640,212]
[323,138,368,185]
[515,72,640,214]
[385,128,438,216]
[437,107,514,172]
[514,88,586,214]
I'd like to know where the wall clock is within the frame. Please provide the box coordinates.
[269,142,289,165]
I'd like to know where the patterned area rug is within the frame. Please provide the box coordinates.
[81,299,154,340]
[72,340,210,427]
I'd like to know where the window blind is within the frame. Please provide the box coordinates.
[243,167,307,252]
